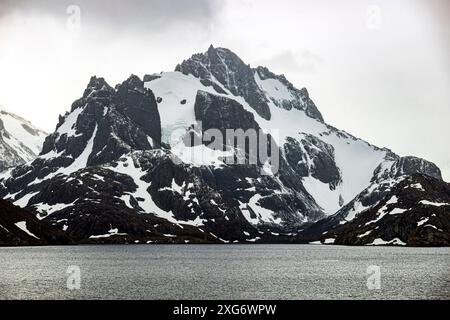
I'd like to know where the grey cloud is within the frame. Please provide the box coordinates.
[0,0,225,30]
[259,49,324,75]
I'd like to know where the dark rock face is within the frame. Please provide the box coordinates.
[372,153,441,181]
[176,45,272,120]
[114,75,162,144]
[194,90,260,136]
[0,118,5,134]
[143,74,161,82]
[199,79,228,94]
[193,90,268,167]
[284,135,341,188]
[41,75,161,168]
[0,199,70,246]
[391,156,442,180]
[315,174,450,246]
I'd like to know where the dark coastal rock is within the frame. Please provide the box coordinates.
[0,199,70,246]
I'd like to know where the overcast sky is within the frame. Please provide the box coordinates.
[0,0,449,181]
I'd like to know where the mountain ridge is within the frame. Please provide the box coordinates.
[0,46,448,246]
[0,108,47,173]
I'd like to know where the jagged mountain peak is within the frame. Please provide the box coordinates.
[205,44,225,57]
[80,76,114,101]
[174,46,324,123]
[175,46,272,120]
[32,73,162,181]
[86,75,111,88]
[178,44,244,66]
[116,74,145,92]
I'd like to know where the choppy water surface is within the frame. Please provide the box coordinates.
[0,244,448,300]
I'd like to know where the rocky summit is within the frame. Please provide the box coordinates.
[0,46,448,246]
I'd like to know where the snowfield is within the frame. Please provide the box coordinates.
[0,109,47,170]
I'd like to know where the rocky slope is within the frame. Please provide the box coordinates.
[0,109,47,172]
[309,174,450,246]
[0,46,447,246]
[0,199,70,246]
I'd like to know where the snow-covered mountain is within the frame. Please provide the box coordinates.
[145,46,442,216]
[0,109,47,172]
[0,46,447,245]
[309,173,450,246]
